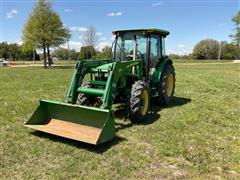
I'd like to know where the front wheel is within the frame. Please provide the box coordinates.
[76,81,92,105]
[157,63,176,105]
[129,80,150,123]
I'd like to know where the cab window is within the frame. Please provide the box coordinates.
[150,35,160,68]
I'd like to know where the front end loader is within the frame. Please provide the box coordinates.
[24,28,176,145]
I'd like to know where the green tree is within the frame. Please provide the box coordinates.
[8,43,20,60]
[169,54,191,60]
[0,42,40,61]
[230,11,240,46]
[0,42,20,60]
[52,48,68,59]
[45,13,71,65]
[79,46,96,60]
[22,0,70,68]
[222,43,240,60]
[169,54,181,59]
[70,50,80,60]
[93,46,112,59]
[0,42,9,60]
[192,39,219,60]
[20,43,39,61]
[52,48,79,60]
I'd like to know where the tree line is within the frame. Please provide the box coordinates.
[0,42,40,61]
[0,42,112,61]
[170,40,240,60]
[51,45,111,60]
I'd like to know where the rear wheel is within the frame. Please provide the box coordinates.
[157,63,176,105]
[76,81,91,105]
[129,80,150,123]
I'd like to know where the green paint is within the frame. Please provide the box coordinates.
[78,87,105,96]
[152,58,172,83]
[90,80,107,86]
[24,100,114,144]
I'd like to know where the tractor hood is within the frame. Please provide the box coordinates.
[94,62,114,71]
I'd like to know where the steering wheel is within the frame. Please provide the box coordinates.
[126,50,142,60]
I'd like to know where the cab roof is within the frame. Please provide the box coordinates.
[112,28,170,37]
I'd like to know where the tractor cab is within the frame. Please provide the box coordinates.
[112,28,169,63]
[112,28,170,83]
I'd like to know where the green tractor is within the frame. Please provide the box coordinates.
[24,28,176,145]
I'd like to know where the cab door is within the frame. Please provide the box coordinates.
[149,35,161,75]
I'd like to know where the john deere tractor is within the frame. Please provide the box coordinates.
[24,28,175,145]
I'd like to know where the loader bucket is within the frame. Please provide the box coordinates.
[24,100,115,145]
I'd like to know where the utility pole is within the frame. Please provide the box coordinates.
[33,47,35,62]
[67,39,70,61]
[218,41,222,61]
[218,41,226,61]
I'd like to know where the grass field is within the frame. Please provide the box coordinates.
[0,61,239,179]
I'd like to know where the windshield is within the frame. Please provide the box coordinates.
[113,33,147,61]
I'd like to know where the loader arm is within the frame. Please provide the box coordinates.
[101,60,142,109]
[66,59,111,104]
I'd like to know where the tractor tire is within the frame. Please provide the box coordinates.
[157,63,176,105]
[129,80,150,123]
[76,81,91,105]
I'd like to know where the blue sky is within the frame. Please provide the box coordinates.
[1,0,239,54]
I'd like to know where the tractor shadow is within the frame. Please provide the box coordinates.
[32,131,126,154]
[114,96,191,130]
[162,96,191,108]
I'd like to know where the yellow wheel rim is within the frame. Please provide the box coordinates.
[140,90,149,116]
[167,73,174,97]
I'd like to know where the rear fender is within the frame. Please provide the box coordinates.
[152,58,173,83]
